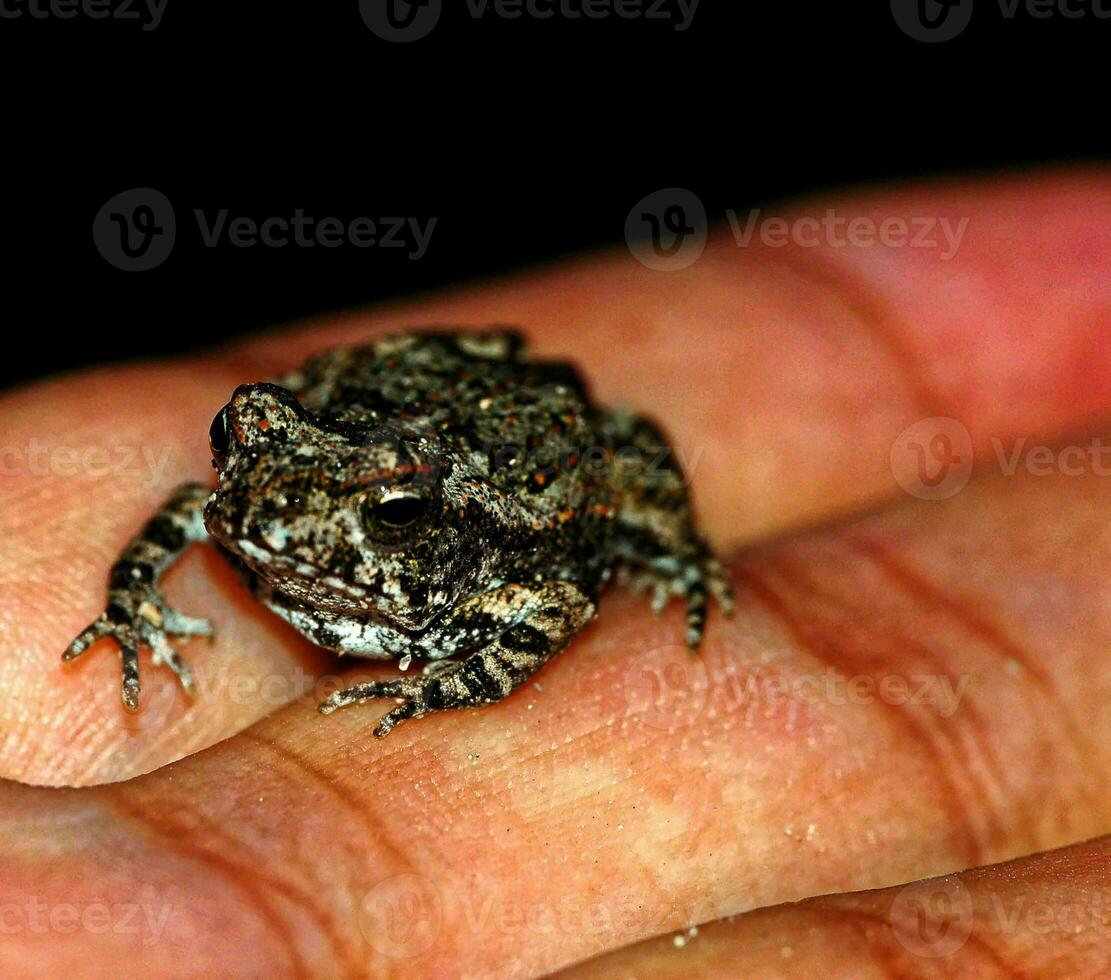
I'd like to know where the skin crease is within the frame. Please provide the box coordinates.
[557,837,1111,978]
[0,171,1108,976]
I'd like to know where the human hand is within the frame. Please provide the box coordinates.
[1,170,1109,976]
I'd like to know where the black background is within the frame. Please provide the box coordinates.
[0,0,1105,389]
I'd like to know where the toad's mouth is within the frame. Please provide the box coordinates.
[228,537,382,610]
[203,503,376,601]
[229,537,450,635]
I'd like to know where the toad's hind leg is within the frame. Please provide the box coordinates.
[317,581,595,738]
[602,409,734,647]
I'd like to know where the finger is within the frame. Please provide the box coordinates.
[3,170,1110,784]
[556,836,1111,978]
[1,463,1108,975]
[231,167,1111,548]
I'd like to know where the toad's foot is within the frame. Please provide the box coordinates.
[63,589,213,709]
[317,581,595,737]
[62,482,213,710]
[618,548,734,647]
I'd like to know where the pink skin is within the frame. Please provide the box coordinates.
[0,171,1109,976]
[559,837,1111,978]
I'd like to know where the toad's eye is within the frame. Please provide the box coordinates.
[376,496,428,527]
[209,407,232,468]
[361,492,431,539]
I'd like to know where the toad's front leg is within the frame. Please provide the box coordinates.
[317,581,596,737]
[62,482,215,709]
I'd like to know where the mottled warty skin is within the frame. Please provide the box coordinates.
[64,329,732,737]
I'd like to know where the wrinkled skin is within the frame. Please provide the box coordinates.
[1,172,1110,977]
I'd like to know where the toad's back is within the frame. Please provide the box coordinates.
[287,329,591,427]
[284,330,605,511]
